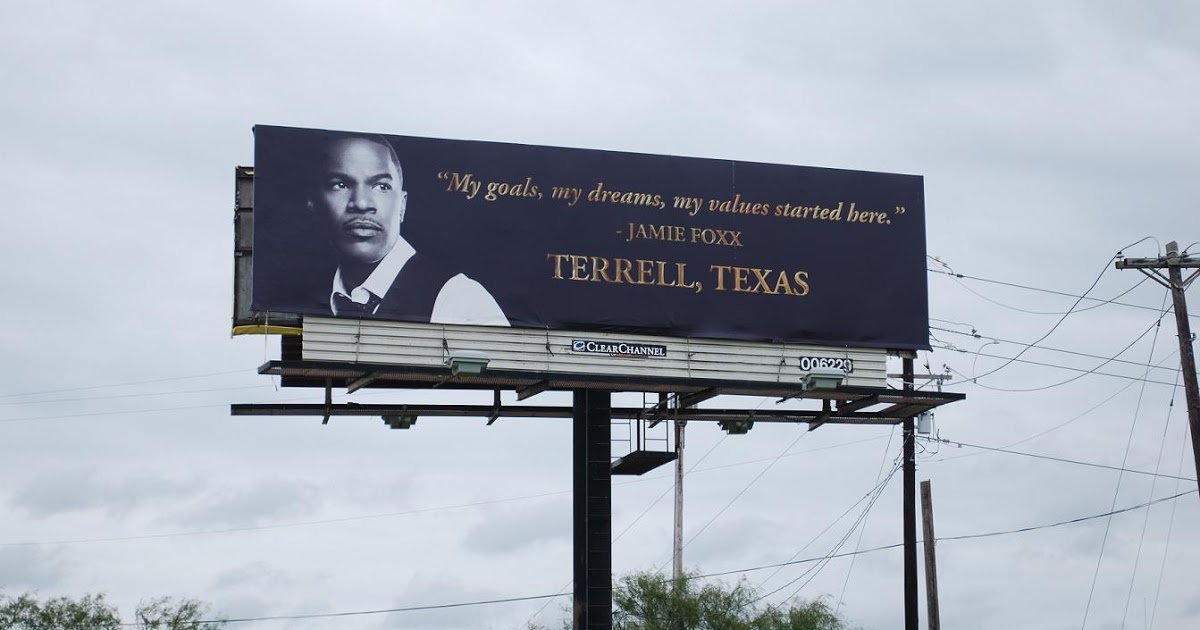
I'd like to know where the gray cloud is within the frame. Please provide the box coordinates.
[10,470,204,518]
[175,478,322,528]
[461,499,570,555]
[0,546,69,590]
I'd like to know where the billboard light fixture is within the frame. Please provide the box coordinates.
[382,414,418,430]
[448,350,489,376]
[802,367,846,391]
[718,419,754,435]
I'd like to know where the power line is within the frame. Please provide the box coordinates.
[1081,289,1167,629]
[755,446,901,592]
[929,324,1180,375]
[0,386,400,423]
[756,458,902,606]
[154,592,570,627]
[920,437,1197,483]
[947,306,1168,393]
[524,432,732,628]
[662,429,812,571]
[929,350,1181,464]
[926,245,1196,320]
[0,384,269,406]
[1121,368,1182,626]
[0,489,573,547]
[939,490,1189,542]
[949,254,1119,384]
[836,426,897,616]
[935,345,1181,390]
[695,488,1191,581]
[0,435,885,548]
[1149,421,1190,628]
[162,487,1192,626]
[0,369,251,399]
[931,266,1147,316]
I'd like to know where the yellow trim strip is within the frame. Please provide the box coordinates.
[232,325,303,337]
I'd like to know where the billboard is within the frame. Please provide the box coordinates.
[252,125,929,350]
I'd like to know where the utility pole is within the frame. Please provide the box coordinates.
[920,480,941,630]
[903,357,918,630]
[1116,241,1200,497]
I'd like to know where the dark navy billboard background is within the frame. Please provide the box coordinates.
[252,124,929,350]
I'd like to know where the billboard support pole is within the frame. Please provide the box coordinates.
[574,389,613,630]
[903,357,918,630]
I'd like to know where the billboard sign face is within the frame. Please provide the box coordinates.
[252,125,929,350]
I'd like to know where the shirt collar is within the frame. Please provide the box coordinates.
[330,237,415,314]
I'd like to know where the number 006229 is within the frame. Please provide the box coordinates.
[797,356,854,373]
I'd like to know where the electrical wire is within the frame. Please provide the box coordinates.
[1148,421,1190,629]
[0,384,422,422]
[927,239,1190,320]
[0,435,887,549]
[1121,369,1182,627]
[0,369,251,399]
[835,426,896,615]
[135,592,570,627]
[0,400,268,424]
[941,303,1170,392]
[933,244,1156,385]
[935,345,1181,390]
[0,384,270,406]
[929,324,1181,375]
[691,487,1192,582]
[918,437,1195,483]
[926,347,1182,470]
[750,442,905,604]
[13,425,1180,550]
[616,434,729,544]
[152,486,1193,627]
[648,388,844,574]
[1081,290,1168,629]
[0,489,575,547]
[753,448,900,592]
[933,267,1148,316]
[759,459,903,606]
[520,429,724,624]
[935,490,1189,543]
[660,428,813,572]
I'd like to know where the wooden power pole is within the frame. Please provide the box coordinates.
[920,480,941,630]
[1116,241,1200,497]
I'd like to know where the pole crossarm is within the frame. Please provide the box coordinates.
[1115,259,1200,270]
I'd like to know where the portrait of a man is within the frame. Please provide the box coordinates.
[307,134,509,326]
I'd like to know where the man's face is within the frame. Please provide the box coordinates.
[313,137,406,266]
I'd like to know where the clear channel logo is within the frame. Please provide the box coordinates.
[571,339,667,358]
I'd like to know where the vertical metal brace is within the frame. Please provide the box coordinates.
[321,378,333,425]
[487,389,501,425]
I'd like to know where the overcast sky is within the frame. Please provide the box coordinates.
[1,1,1198,629]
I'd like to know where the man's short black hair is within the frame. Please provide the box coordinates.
[308,132,404,192]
